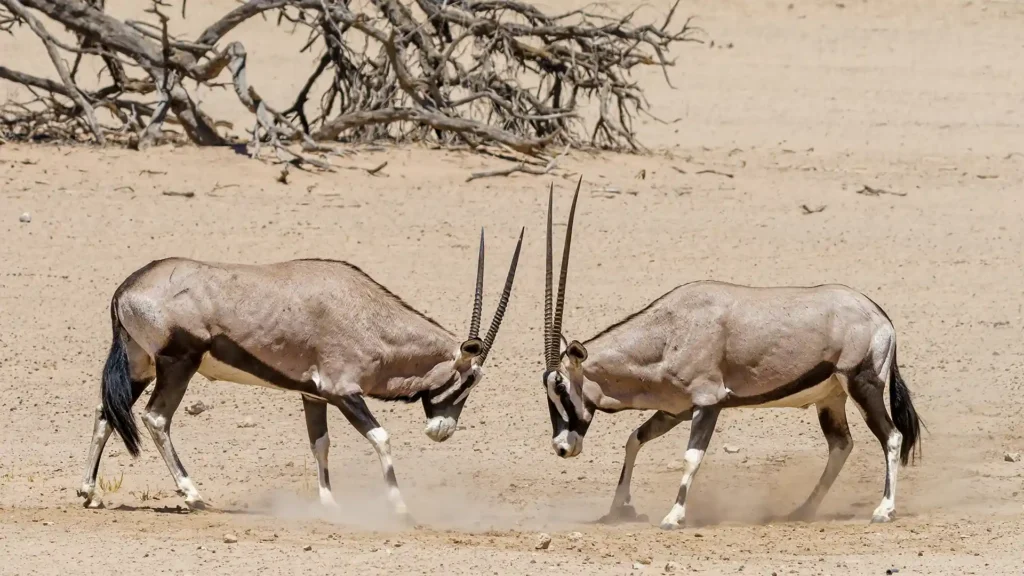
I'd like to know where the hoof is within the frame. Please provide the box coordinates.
[870,514,892,524]
[185,499,209,511]
[659,521,681,531]
[786,508,815,523]
[598,504,646,525]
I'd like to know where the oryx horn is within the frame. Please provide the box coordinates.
[545,176,582,369]
[478,227,525,363]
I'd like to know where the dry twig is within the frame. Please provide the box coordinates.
[162,190,195,198]
[467,144,570,182]
[856,185,906,197]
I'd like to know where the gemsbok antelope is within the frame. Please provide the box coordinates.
[540,178,922,529]
[78,228,524,521]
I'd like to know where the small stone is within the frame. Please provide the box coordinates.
[633,562,646,570]
[535,533,552,550]
[567,531,583,542]
[636,556,652,565]
[42,521,53,526]
[223,534,238,544]
[238,416,257,428]
[19,212,31,223]
[185,401,208,416]
[664,561,679,573]
[723,445,741,454]
[303,545,312,552]
[886,569,900,575]
[665,460,684,471]
[1004,452,1021,463]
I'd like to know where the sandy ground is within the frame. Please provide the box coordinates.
[3,0,1024,574]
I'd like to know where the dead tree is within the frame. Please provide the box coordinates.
[0,0,701,165]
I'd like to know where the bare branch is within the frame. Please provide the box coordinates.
[1,0,104,143]
[2,0,701,161]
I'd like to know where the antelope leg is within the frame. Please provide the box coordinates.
[849,371,902,523]
[788,393,853,521]
[334,393,411,521]
[601,409,691,523]
[302,396,337,508]
[143,353,206,509]
[659,405,719,530]
[78,378,151,508]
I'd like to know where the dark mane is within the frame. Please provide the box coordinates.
[583,284,686,344]
[296,258,453,335]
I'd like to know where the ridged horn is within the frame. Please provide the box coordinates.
[468,228,484,340]
[550,176,582,363]
[479,227,525,363]
[545,183,556,369]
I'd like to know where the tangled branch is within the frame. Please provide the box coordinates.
[0,0,701,165]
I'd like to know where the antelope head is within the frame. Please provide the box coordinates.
[543,177,594,458]
[423,227,524,442]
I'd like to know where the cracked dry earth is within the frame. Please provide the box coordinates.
[2,0,1023,574]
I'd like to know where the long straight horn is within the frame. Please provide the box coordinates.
[551,175,582,355]
[469,228,485,339]
[480,227,525,363]
[545,183,557,369]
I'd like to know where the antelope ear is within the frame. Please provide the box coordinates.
[566,340,588,363]
[460,338,484,357]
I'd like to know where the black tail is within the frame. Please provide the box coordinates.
[889,342,922,466]
[102,301,141,457]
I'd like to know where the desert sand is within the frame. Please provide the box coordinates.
[2,0,1023,574]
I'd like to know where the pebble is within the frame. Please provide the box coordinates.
[535,533,552,550]
[636,556,653,565]
[724,445,741,454]
[567,531,583,542]
[42,521,53,526]
[224,534,238,544]
[632,562,646,570]
[303,545,312,552]
[19,212,31,223]
[185,401,208,416]
[238,416,257,428]
[664,561,679,573]
[1004,452,1021,463]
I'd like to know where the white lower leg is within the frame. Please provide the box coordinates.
[143,412,204,507]
[79,405,112,503]
[311,433,336,507]
[366,427,408,517]
[659,448,704,528]
[872,430,903,521]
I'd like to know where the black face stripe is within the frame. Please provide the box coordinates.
[545,372,592,438]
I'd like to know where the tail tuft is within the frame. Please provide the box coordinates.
[889,342,922,466]
[102,303,141,457]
